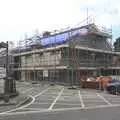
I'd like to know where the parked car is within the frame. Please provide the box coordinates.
[106,80,120,95]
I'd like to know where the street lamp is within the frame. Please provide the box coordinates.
[0,41,9,102]
[0,41,16,102]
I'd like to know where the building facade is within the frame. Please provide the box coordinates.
[13,23,120,85]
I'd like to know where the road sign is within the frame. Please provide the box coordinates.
[0,67,6,78]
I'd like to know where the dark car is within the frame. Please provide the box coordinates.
[106,80,120,95]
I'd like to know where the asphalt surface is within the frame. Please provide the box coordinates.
[0,106,120,120]
[0,81,49,113]
[0,81,120,120]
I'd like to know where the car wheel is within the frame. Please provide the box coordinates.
[110,87,116,95]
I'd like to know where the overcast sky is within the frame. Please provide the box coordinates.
[0,0,120,45]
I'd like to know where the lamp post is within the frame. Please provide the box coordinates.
[0,41,9,102]
[4,41,9,94]
[0,41,16,102]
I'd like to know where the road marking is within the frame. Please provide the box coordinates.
[23,108,46,111]
[32,102,80,106]
[34,87,50,98]
[0,87,50,115]
[0,109,49,116]
[51,104,119,112]
[78,90,85,108]
[96,93,112,106]
[21,88,33,94]
[18,95,35,109]
[0,95,35,114]
[1,104,120,116]
[48,87,64,110]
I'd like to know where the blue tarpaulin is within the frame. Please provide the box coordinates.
[41,28,85,46]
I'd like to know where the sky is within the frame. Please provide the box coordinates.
[0,0,120,45]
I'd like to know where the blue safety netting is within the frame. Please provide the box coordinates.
[13,27,89,53]
[41,28,83,46]
[15,26,89,53]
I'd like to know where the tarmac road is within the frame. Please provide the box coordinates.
[1,81,120,120]
[0,105,120,120]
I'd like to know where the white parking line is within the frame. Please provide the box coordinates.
[21,88,33,94]
[0,95,35,114]
[23,108,46,111]
[0,87,50,115]
[34,87,50,98]
[96,93,112,106]
[18,95,35,109]
[48,87,64,110]
[78,90,85,108]
[2,104,120,116]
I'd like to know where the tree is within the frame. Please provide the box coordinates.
[114,37,120,52]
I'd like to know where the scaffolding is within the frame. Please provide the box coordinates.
[12,17,117,86]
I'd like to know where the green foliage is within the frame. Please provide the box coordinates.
[114,37,120,52]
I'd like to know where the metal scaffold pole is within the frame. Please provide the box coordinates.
[54,30,56,83]
[4,41,9,94]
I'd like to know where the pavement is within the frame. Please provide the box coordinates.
[0,80,33,113]
[0,81,120,120]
